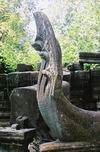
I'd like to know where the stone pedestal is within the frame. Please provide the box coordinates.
[10,85,39,128]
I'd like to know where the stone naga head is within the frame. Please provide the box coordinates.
[32,12,63,96]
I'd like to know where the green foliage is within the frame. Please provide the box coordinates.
[0,56,14,73]
[0,0,99,70]
[57,0,100,64]
[0,1,40,71]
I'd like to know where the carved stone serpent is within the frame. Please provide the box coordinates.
[33,12,100,142]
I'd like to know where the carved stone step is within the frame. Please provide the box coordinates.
[0,100,8,103]
[0,105,10,112]
[0,127,36,143]
[0,121,10,127]
[0,117,10,127]
[92,87,100,99]
[0,100,9,106]
[0,74,7,90]
[0,106,10,112]
[0,112,10,119]
[0,101,10,107]
[0,118,10,122]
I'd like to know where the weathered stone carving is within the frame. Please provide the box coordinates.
[33,12,100,142]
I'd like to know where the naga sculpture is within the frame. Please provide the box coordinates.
[33,12,100,142]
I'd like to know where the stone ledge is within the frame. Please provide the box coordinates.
[40,141,100,152]
[0,127,36,143]
[8,71,39,88]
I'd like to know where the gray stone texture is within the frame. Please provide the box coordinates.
[16,64,33,72]
[10,85,39,128]
[8,71,38,91]
[0,74,7,91]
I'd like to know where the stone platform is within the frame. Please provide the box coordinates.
[0,127,36,152]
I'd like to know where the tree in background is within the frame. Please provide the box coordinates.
[54,0,100,64]
[0,0,100,70]
[20,0,99,64]
[0,1,40,71]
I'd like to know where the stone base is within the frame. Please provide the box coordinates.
[10,85,39,128]
[39,141,100,152]
[0,127,36,152]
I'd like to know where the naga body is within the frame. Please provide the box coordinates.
[33,12,100,142]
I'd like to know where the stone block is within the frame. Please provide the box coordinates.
[62,81,70,98]
[70,71,90,89]
[0,89,9,101]
[0,74,7,90]
[10,85,39,128]
[92,87,100,99]
[8,71,38,91]
[70,97,97,111]
[67,63,81,71]
[17,64,33,72]
[91,70,100,88]
[63,71,70,83]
